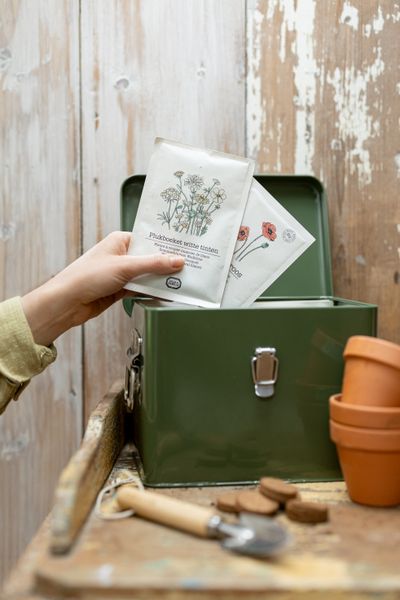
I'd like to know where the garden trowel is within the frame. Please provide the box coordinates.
[116,486,290,557]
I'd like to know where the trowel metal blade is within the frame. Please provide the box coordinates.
[221,513,290,557]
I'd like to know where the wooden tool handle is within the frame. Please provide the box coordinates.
[116,486,215,537]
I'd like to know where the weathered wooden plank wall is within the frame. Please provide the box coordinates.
[1,0,399,586]
[81,0,246,416]
[0,0,246,583]
[247,0,400,341]
[0,0,82,585]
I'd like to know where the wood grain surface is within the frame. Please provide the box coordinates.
[247,0,400,341]
[80,0,246,418]
[0,0,82,585]
[3,443,400,599]
[2,380,400,597]
[50,381,125,555]
[1,0,399,587]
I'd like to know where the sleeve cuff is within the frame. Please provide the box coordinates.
[0,296,57,383]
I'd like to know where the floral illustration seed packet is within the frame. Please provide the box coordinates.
[221,178,315,308]
[125,138,254,307]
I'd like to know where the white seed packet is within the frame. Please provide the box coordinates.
[221,179,315,308]
[125,138,254,308]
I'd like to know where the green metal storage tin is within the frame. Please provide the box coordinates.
[121,175,377,486]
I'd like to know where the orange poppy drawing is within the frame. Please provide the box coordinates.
[262,222,277,241]
[235,222,277,262]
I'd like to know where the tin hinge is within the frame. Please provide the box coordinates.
[251,347,279,398]
[124,329,143,412]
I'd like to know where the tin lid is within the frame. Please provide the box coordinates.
[120,174,333,304]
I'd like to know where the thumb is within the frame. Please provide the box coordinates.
[119,253,185,281]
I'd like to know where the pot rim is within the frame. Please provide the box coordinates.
[330,394,400,428]
[343,336,400,372]
[330,419,400,451]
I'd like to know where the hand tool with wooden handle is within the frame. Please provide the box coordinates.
[116,486,289,557]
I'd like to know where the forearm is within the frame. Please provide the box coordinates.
[21,279,77,347]
[0,232,184,415]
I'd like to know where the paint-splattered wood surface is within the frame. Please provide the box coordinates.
[1,0,399,588]
[3,448,400,599]
[0,0,82,585]
[50,381,125,556]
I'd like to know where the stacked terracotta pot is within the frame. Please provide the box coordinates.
[329,336,400,507]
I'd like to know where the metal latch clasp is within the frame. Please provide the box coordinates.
[251,347,279,398]
[124,329,143,412]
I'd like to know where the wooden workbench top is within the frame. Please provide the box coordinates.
[3,387,400,599]
[4,448,400,599]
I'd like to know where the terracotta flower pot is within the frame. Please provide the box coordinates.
[330,419,400,507]
[342,336,400,407]
[330,393,400,429]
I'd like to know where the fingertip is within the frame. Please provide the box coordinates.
[168,255,185,269]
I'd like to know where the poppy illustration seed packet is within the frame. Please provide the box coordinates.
[221,179,315,308]
[125,138,254,307]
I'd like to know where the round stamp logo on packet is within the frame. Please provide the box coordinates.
[282,228,296,243]
[166,276,182,290]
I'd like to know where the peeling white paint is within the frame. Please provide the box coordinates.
[293,0,317,173]
[364,24,372,37]
[97,564,114,586]
[246,4,264,159]
[0,432,30,461]
[276,119,283,171]
[86,416,103,437]
[372,6,385,34]
[395,153,400,177]
[355,255,366,266]
[389,9,400,23]
[340,2,359,30]
[372,119,380,135]
[363,6,385,37]
[250,0,317,172]
[276,0,296,63]
[327,46,385,187]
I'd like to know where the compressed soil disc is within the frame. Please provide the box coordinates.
[260,477,299,503]
[216,491,239,513]
[286,499,329,524]
[236,490,279,515]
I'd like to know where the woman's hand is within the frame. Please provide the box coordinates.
[21,231,184,346]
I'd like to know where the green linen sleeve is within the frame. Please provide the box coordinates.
[0,297,57,415]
